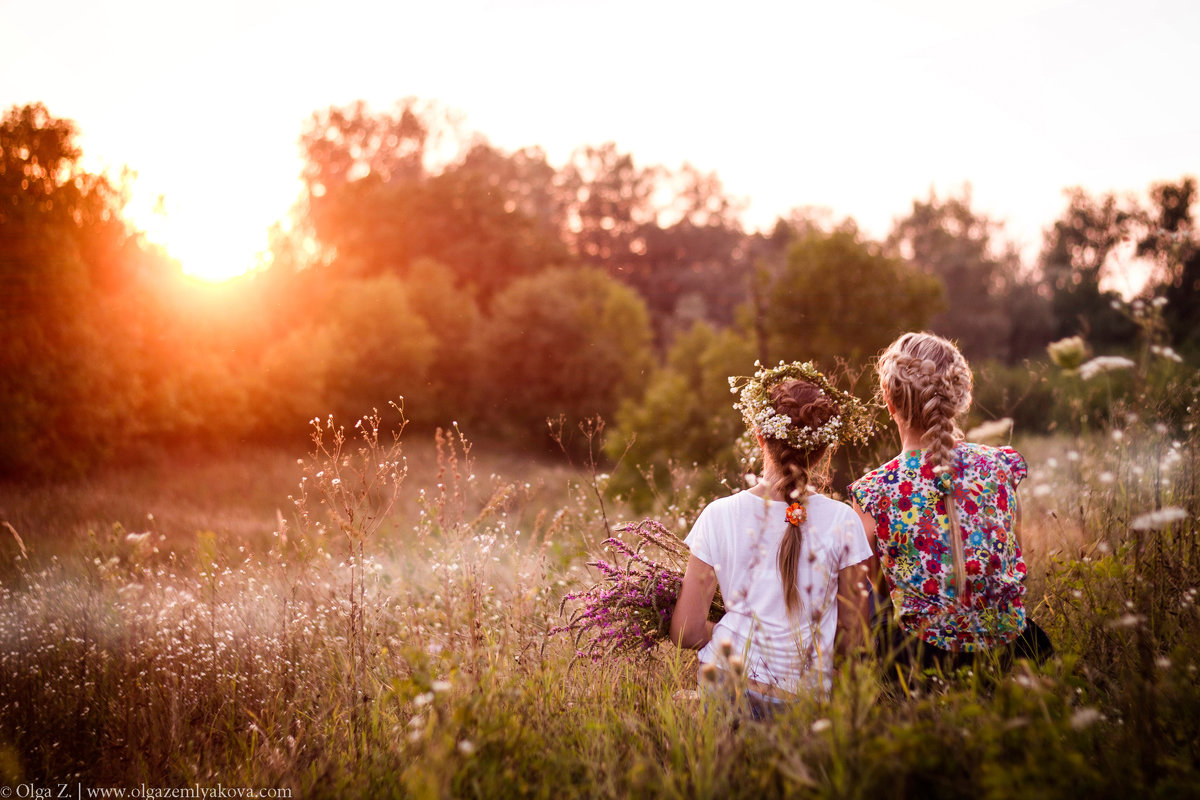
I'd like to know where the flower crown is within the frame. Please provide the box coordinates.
[729,360,878,452]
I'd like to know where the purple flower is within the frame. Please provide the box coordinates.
[550,519,723,661]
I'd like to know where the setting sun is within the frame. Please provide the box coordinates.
[128,190,272,282]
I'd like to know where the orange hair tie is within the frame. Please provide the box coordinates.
[785,503,807,527]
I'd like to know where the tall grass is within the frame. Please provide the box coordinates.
[2,386,1199,797]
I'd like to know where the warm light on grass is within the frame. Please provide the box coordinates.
[1,380,1199,795]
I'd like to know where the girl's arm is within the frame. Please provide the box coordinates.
[836,560,871,658]
[670,555,719,650]
[1012,488,1024,551]
[852,502,884,594]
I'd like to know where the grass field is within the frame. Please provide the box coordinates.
[1,409,1198,798]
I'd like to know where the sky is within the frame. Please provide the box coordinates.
[1,0,1197,281]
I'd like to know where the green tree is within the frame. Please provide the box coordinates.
[0,104,149,474]
[1143,177,1200,354]
[475,267,653,441]
[1039,188,1139,349]
[402,258,484,426]
[298,101,567,294]
[321,274,438,423]
[886,188,1047,362]
[761,227,944,368]
[606,322,756,505]
[557,142,657,266]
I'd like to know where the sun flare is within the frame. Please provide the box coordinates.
[125,185,276,283]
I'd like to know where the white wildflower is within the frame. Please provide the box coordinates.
[1150,345,1183,363]
[1130,507,1189,531]
[457,739,476,755]
[811,718,832,733]
[1077,356,1136,381]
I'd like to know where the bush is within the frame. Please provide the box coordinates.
[475,267,653,443]
[606,322,755,508]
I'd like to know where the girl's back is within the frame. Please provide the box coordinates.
[852,441,1028,651]
[686,491,871,693]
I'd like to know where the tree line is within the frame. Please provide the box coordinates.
[1,100,1196,478]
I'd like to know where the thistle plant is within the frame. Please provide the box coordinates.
[552,518,722,660]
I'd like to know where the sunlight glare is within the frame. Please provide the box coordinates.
[124,179,280,284]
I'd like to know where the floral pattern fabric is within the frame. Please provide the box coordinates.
[850,442,1028,652]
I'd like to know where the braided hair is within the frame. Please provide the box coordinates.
[877,332,973,596]
[761,380,840,617]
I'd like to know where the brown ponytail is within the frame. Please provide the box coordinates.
[762,380,839,617]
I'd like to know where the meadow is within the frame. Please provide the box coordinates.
[1,391,1199,799]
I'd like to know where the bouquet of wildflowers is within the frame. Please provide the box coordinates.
[552,518,723,660]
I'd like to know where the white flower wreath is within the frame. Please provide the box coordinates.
[729,360,877,451]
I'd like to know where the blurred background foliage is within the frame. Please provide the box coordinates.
[2,100,1198,481]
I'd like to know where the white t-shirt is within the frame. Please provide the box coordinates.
[684,490,872,695]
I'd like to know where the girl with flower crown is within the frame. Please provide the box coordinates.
[849,332,1052,671]
[670,362,876,710]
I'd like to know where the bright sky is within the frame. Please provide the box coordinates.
[1,0,1197,281]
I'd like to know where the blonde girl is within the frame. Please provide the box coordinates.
[850,332,1051,666]
[670,361,876,708]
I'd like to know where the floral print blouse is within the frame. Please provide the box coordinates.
[850,442,1028,652]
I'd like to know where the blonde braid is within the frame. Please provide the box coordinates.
[878,333,973,600]
[923,379,967,597]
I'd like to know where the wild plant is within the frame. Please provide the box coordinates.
[287,404,408,755]
[551,518,723,660]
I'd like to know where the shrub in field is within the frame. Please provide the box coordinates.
[474,267,654,444]
[606,321,754,508]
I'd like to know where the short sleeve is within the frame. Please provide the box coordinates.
[837,511,874,570]
[848,476,878,518]
[683,504,718,567]
[998,446,1028,485]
